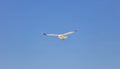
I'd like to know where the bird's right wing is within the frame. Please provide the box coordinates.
[43,33,58,37]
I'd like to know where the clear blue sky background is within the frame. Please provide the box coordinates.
[0,0,120,69]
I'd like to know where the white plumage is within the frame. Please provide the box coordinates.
[42,30,77,40]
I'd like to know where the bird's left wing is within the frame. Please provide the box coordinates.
[63,30,77,36]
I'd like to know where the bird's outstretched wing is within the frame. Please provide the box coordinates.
[63,30,77,36]
[43,33,58,37]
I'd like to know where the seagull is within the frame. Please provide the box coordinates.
[42,30,77,40]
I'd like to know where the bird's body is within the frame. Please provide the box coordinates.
[42,30,77,40]
[58,35,67,40]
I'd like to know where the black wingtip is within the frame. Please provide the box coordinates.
[43,33,47,36]
[74,29,78,32]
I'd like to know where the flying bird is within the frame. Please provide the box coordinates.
[42,30,78,40]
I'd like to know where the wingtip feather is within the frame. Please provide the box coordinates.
[43,33,47,36]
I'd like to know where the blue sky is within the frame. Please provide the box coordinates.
[0,0,120,69]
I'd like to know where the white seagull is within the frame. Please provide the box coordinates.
[42,30,77,40]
